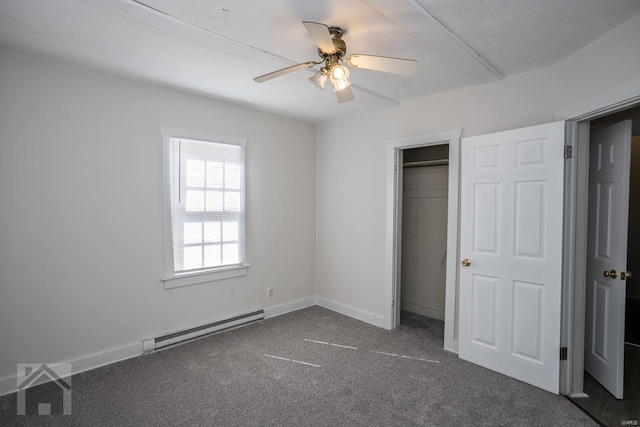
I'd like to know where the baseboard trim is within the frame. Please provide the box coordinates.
[0,342,141,397]
[264,297,316,319]
[316,297,386,329]
[401,302,445,321]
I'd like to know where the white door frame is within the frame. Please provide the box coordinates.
[560,94,640,397]
[385,129,461,353]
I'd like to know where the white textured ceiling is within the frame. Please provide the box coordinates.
[419,0,640,75]
[0,0,639,122]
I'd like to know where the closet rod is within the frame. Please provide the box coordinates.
[403,159,449,168]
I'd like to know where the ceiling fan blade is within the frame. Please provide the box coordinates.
[254,61,317,83]
[302,21,336,54]
[336,86,354,103]
[346,54,418,76]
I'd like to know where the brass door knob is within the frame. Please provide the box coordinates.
[461,258,471,267]
[621,271,633,280]
[603,269,618,279]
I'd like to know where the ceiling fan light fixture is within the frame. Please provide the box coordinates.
[309,69,328,89]
[330,63,348,80]
[332,78,351,92]
[329,63,350,92]
[253,21,418,104]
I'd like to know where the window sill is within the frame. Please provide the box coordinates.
[162,264,250,289]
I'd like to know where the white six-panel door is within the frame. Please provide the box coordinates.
[459,122,565,394]
[584,120,632,399]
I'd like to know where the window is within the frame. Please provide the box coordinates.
[161,128,248,289]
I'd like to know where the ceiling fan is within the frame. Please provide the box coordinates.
[253,21,418,103]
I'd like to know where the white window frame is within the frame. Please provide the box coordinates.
[161,127,249,289]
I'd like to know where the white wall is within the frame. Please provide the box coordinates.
[316,14,640,325]
[0,48,316,387]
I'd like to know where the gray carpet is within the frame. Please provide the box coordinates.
[0,306,596,426]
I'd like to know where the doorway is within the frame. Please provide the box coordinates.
[625,133,640,348]
[385,128,461,353]
[400,145,449,330]
[567,105,640,425]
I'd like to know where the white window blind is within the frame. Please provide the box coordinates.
[162,129,248,288]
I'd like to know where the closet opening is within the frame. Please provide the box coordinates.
[399,144,450,337]
[385,128,460,352]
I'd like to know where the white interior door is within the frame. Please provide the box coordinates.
[584,120,632,399]
[459,121,565,394]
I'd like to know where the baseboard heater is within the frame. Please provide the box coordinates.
[143,310,264,353]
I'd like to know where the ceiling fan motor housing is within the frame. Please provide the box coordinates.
[320,26,346,59]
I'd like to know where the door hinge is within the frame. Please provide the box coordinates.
[391,298,395,308]
[560,347,568,361]
[564,145,573,159]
